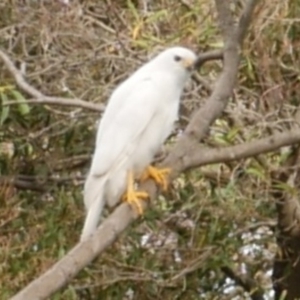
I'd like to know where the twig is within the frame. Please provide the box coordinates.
[3,98,103,112]
[192,73,213,92]
[194,49,223,68]
[0,49,104,112]
[221,266,265,300]
[0,174,85,192]
[0,176,45,192]
[232,220,276,237]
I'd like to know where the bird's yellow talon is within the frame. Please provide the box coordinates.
[123,171,149,215]
[141,165,171,191]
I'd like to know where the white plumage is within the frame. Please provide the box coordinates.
[81,47,197,241]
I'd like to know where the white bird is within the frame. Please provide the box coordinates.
[80,46,197,241]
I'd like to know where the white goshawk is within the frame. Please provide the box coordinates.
[81,47,197,241]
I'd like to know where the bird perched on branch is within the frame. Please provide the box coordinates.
[81,46,197,241]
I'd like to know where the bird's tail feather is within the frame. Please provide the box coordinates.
[80,175,106,242]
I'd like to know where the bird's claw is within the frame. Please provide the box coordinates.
[123,171,149,215]
[141,165,170,191]
[122,189,149,215]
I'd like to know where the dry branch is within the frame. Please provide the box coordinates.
[0,176,45,192]
[164,0,258,172]
[194,49,223,68]
[0,47,225,113]
[0,49,104,112]
[182,129,300,173]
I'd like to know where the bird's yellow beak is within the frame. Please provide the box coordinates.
[181,57,196,71]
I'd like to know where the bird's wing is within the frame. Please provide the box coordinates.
[90,78,161,176]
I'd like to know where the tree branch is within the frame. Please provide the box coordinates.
[0,47,224,113]
[0,176,45,192]
[164,0,258,171]
[0,49,104,112]
[215,0,236,40]
[181,129,300,174]
[194,49,223,68]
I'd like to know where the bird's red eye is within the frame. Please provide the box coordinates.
[174,55,182,62]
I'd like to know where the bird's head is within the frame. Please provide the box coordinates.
[152,47,197,73]
[144,47,197,85]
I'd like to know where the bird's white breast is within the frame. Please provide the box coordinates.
[129,73,181,174]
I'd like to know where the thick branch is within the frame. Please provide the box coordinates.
[164,0,258,169]
[0,49,104,112]
[215,0,236,40]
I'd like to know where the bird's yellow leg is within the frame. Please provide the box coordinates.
[140,165,171,191]
[122,171,149,215]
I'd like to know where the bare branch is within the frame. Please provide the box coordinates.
[181,129,300,173]
[195,0,259,69]
[3,98,103,112]
[0,46,223,112]
[0,49,104,112]
[165,0,257,168]
[194,49,223,68]
[215,0,236,40]
[0,176,45,192]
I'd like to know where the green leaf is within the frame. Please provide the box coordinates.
[10,90,30,115]
[209,41,224,49]
[0,84,14,93]
[226,127,240,142]
[0,92,10,125]
[245,56,255,80]
[146,10,168,23]
[245,167,265,180]
[213,133,229,145]
[25,143,34,156]
[273,182,296,194]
